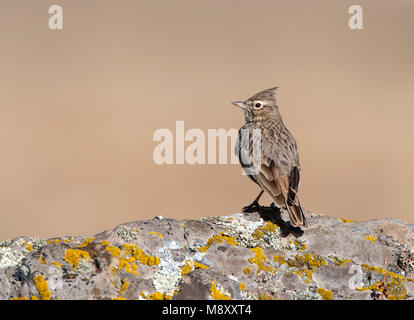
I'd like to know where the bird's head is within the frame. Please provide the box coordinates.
[232,87,280,122]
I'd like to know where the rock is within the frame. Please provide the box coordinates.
[1,208,414,300]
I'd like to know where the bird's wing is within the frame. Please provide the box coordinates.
[284,166,308,228]
[258,127,299,192]
[258,130,308,228]
[236,127,283,197]
[235,128,259,185]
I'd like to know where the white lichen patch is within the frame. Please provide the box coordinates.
[213,214,290,250]
[290,289,323,300]
[0,239,11,247]
[240,289,257,300]
[115,225,139,242]
[310,212,325,218]
[28,238,47,250]
[164,240,184,250]
[213,214,264,233]
[152,248,183,296]
[74,256,95,274]
[12,238,46,253]
[0,247,25,269]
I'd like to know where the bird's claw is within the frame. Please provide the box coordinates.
[242,201,261,213]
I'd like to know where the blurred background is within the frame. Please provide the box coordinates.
[0,0,413,241]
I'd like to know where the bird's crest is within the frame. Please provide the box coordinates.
[248,87,278,103]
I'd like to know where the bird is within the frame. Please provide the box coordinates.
[233,87,308,229]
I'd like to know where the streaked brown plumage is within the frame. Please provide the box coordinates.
[233,87,308,229]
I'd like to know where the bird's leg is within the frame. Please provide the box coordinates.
[242,190,264,213]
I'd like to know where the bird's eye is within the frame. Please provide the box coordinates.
[254,103,262,109]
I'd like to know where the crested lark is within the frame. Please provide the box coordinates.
[233,87,308,229]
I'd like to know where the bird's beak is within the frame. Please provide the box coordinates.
[232,101,247,110]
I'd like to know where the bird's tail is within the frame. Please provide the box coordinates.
[285,197,308,229]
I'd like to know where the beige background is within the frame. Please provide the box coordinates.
[0,0,413,241]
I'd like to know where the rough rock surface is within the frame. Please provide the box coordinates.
[1,207,414,300]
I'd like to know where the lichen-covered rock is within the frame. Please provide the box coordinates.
[1,208,414,300]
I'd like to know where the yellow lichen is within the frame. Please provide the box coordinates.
[252,222,278,240]
[289,253,326,280]
[332,256,352,266]
[108,243,160,276]
[263,221,278,232]
[355,264,414,300]
[197,233,238,253]
[23,242,33,252]
[181,260,210,276]
[147,256,160,266]
[38,257,47,264]
[197,245,209,253]
[120,278,129,296]
[210,233,238,246]
[181,261,193,276]
[105,245,123,257]
[123,244,147,264]
[317,288,333,300]
[10,296,40,300]
[33,275,51,300]
[252,229,264,240]
[289,240,306,251]
[243,267,252,275]
[288,253,326,269]
[239,282,246,291]
[193,261,209,269]
[273,254,287,265]
[101,240,111,246]
[210,280,231,300]
[149,292,165,300]
[140,292,171,300]
[296,268,314,281]
[248,247,275,274]
[78,237,95,248]
[273,252,326,281]
[258,292,275,300]
[386,278,408,300]
[355,280,382,293]
[355,279,407,300]
[64,249,90,268]
[52,261,63,268]
[340,218,356,223]
[363,265,414,283]
[46,239,61,245]
[364,236,376,242]
[149,232,164,240]
[362,264,400,278]
[116,258,139,276]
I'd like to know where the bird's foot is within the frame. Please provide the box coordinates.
[242,201,262,213]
